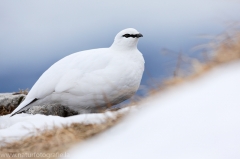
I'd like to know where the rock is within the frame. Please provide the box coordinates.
[0,93,78,117]
[26,104,78,117]
[0,93,26,107]
[0,93,26,115]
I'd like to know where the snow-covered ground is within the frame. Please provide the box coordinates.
[66,61,240,159]
[0,107,130,145]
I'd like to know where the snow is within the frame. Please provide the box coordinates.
[0,107,130,145]
[66,61,240,159]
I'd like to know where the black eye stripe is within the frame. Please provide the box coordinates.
[122,34,142,38]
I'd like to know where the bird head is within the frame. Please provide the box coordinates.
[111,28,143,51]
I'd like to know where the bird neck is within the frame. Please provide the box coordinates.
[110,39,138,51]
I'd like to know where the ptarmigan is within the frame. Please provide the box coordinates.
[11,28,144,116]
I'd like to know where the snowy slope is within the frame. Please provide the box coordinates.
[67,61,240,159]
[0,108,130,145]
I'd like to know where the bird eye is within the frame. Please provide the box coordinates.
[122,34,130,38]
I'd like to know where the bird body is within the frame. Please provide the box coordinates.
[11,28,144,116]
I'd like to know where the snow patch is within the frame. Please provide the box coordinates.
[66,61,240,159]
[0,107,132,144]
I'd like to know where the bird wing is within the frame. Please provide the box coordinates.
[55,50,113,94]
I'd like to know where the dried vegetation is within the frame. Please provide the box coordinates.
[159,30,240,90]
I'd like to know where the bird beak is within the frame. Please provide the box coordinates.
[137,33,143,38]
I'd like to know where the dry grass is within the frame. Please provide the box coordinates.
[12,89,29,95]
[0,113,123,159]
[1,30,240,159]
[156,30,240,90]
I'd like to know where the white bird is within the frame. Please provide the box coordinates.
[11,28,145,116]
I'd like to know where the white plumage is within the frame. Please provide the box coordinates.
[11,28,144,116]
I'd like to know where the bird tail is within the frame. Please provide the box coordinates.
[10,98,36,117]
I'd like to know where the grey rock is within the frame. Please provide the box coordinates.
[26,104,78,117]
[0,93,26,108]
[0,93,26,115]
[0,93,78,117]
